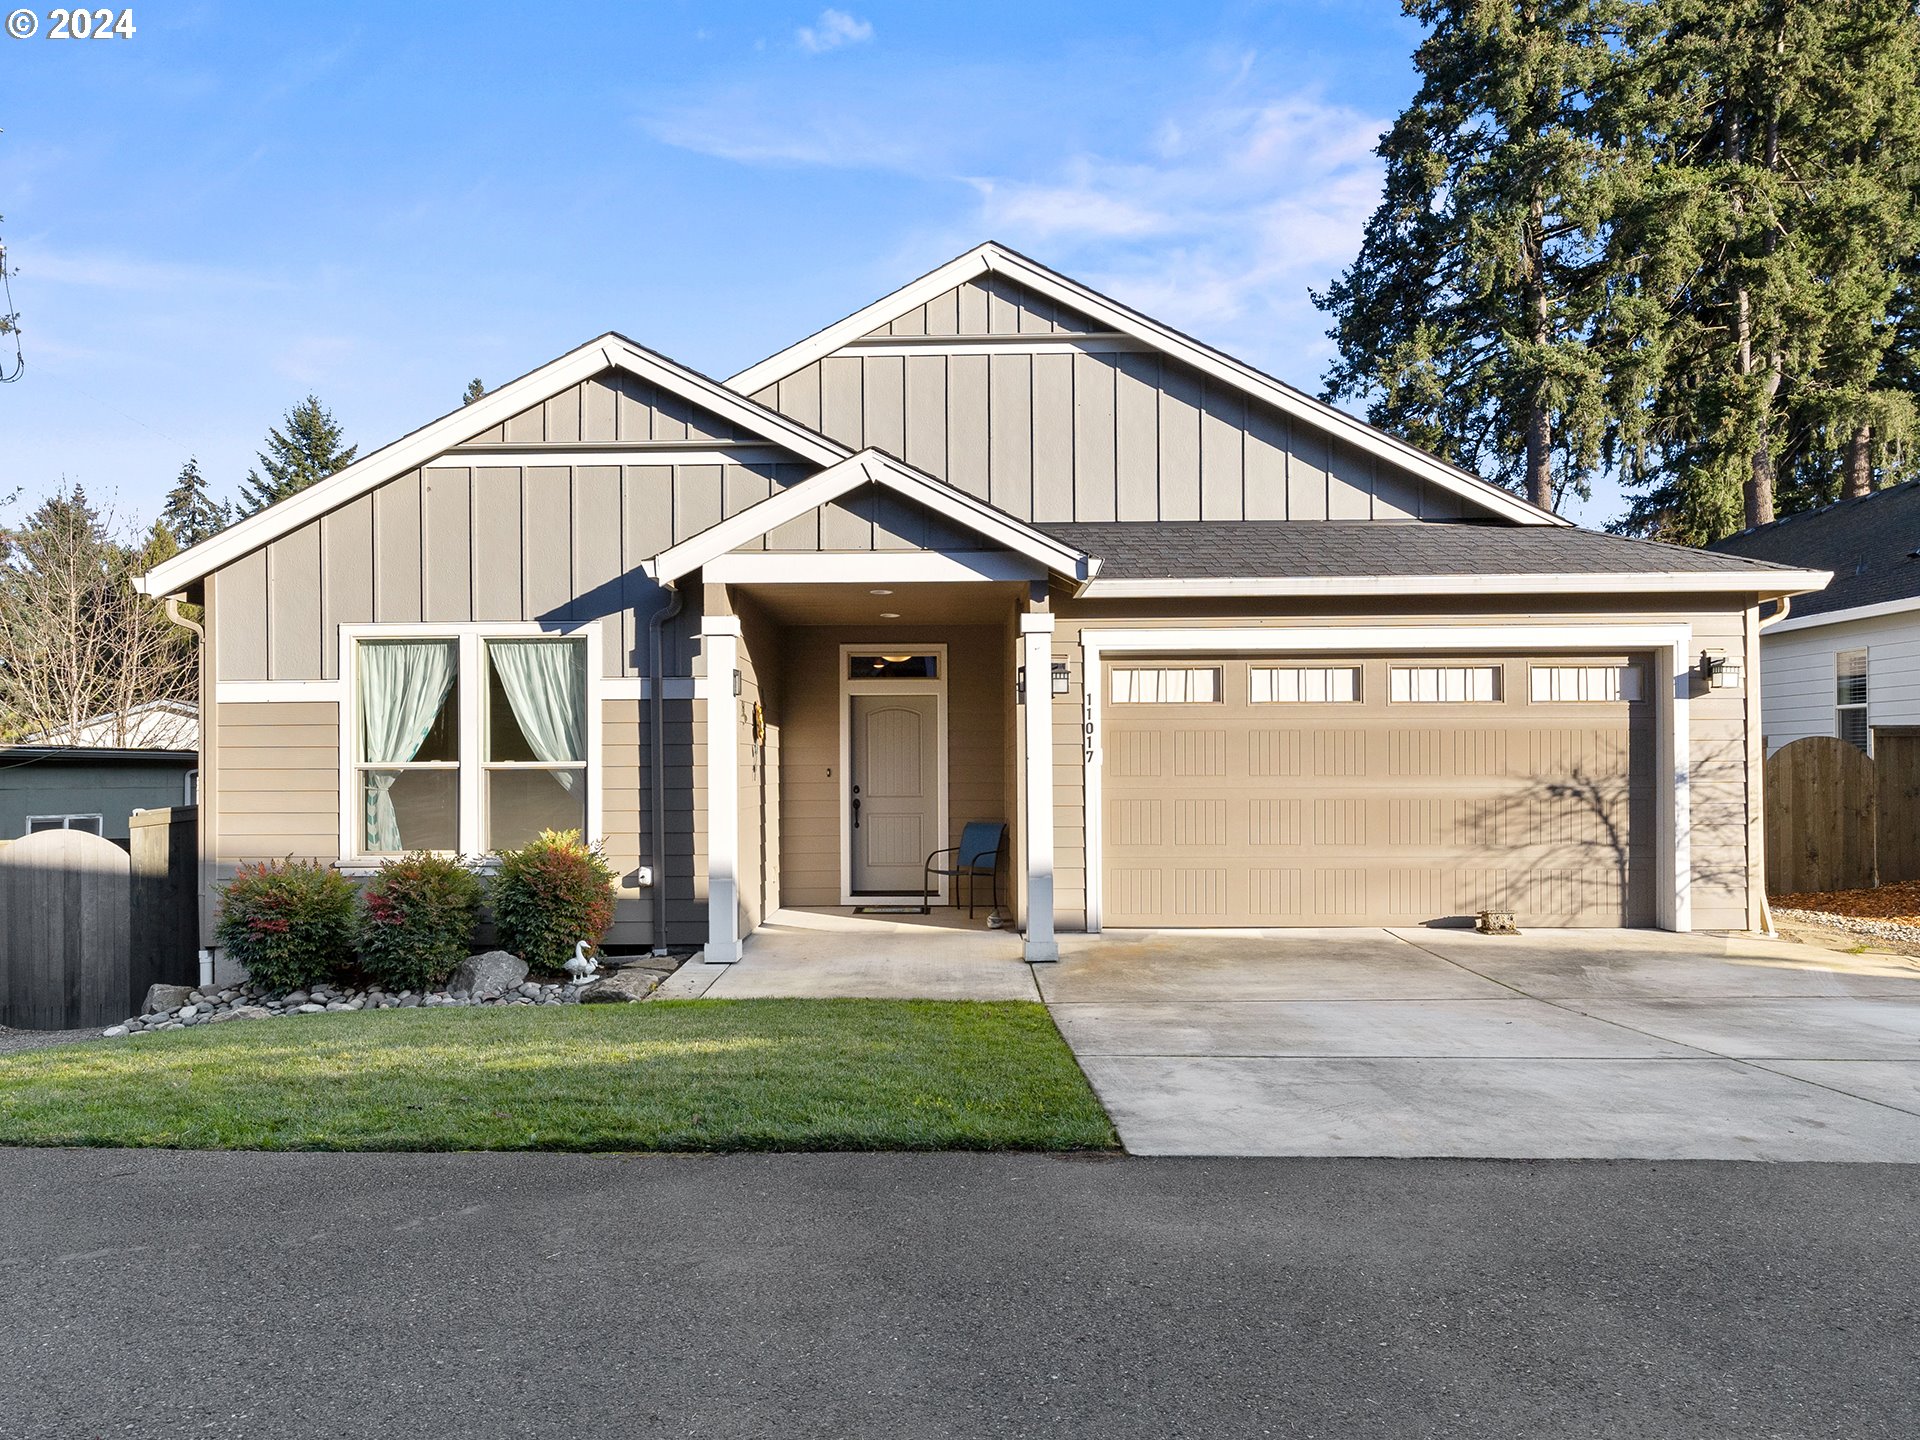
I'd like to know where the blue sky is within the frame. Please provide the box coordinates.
[0,0,1623,532]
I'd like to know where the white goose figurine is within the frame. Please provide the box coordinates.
[563,941,600,983]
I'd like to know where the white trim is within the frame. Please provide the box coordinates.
[1020,612,1058,961]
[433,446,790,468]
[1077,623,1694,935]
[335,620,603,866]
[137,334,852,598]
[1762,592,1920,634]
[703,551,1045,586]
[838,643,951,907]
[703,622,742,963]
[1082,570,1833,600]
[651,449,1096,585]
[726,242,1569,529]
[216,679,348,705]
[24,813,106,837]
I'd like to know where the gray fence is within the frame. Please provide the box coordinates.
[0,806,199,1030]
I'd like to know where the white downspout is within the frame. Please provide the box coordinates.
[1753,595,1794,938]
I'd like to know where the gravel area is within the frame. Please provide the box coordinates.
[1773,906,1920,950]
[0,1026,103,1055]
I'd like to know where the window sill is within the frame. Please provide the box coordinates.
[334,857,505,878]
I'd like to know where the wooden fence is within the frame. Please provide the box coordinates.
[0,806,199,1030]
[1764,736,1920,895]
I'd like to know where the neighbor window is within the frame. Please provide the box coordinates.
[1837,649,1869,752]
[1110,667,1220,704]
[353,634,587,857]
[1250,666,1361,704]
[25,814,103,836]
[1530,665,1644,703]
[1389,665,1502,703]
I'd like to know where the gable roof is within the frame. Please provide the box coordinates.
[726,241,1570,530]
[1709,479,1920,626]
[136,334,857,598]
[650,448,1098,586]
[1053,521,1829,598]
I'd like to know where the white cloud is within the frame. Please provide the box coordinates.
[796,9,873,54]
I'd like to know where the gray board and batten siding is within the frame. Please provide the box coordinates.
[752,275,1479,527]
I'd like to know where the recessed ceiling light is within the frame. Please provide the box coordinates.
[869,588,893,596]
[879,611,901,619]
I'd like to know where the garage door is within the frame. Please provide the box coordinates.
[1099,655,1654,927]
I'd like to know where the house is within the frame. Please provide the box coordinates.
[0,744,198,846]
[135,243,1827,964]
[1710,480,1920,756]
[22,699,200,752]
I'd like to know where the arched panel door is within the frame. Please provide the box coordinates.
[850,694,940,893]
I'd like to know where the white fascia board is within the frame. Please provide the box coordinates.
[435,446,792,467]
[138,335,852,599]
[651,449,1096,585]
[704,551,1044,584]
[725,241,1567,530]
[1080,569,1835,599]
[1761,591,1920,635]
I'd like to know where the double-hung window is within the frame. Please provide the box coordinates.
[352,632,590,859]
[1836,648,1869,752]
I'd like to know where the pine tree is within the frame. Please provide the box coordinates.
[1315,0,1621,513]
[236,395,358,515]
[463,378,487,405]
[1609,0,1920,539]
[158,457,230,547]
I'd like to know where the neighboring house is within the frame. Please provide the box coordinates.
[22,699,200,751]
[0,745,198,846]
[136,243,1825,963]
[1712,480,1920,756]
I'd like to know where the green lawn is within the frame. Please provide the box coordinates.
[0,1000,1116,1153]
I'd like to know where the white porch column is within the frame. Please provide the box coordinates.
[702,616,743,963]
[1020,611,1059,962]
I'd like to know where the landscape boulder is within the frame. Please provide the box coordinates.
[579,967,662,1004]
[142,984,196,1016]
[449,950,528,1000]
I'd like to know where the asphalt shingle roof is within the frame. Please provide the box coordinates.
[1043,521,1804,583]
[1708,479,1920,619]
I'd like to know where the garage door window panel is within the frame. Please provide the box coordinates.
[1251,666,1361,704]
[1530,665,1644,703]
[1390,665,1502,704]
[1111,667,1220,704]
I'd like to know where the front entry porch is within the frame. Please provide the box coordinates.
[666,906,1040,1000]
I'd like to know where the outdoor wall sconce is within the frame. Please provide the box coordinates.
[733,669,743,697]
[1698,649,1742,690]
[1015,665,1026,702]
[1051,661,1071,696]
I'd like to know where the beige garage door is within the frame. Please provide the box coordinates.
[1100,655,1655,927]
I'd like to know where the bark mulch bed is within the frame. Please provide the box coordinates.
[1771,880,1920,926]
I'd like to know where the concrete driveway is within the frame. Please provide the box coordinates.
[1041,927,1920,1160]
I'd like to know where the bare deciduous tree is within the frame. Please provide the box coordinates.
[0,485,195,745]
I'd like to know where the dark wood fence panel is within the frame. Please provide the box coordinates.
[1765,736,1878,895]
[130,806,200,1006]
[0,828,131,1029]
[1874,730,1920,886]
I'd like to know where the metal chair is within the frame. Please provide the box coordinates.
[922,822,1008,918]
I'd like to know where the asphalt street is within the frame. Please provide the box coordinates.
[2,1149,1916,1439]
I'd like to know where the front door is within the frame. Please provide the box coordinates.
[850,693,940,894]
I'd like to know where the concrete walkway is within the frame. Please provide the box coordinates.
[1042,927,1920,1160]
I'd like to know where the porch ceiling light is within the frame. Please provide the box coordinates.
[881,653,914,663]
[869,588,894,596]
[879,612,901,619]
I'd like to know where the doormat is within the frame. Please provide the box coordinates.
[853,905,924,915]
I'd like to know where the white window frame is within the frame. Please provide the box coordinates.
[1109,666,1220,705]
[1836,648,1869,753]
[1078,627,1693,934]
[25,813,105,836]
[337,621,603,866]
[1389,664,1504,704]
[1250,665,1362,704]
[1529,664,1645,704]
[838,642,950,906]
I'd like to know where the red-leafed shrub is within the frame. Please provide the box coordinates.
[214,860,358,994]
[356,853,484,992]
[489,829,618,974]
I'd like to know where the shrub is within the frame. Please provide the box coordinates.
[490,829,618,974]
[214,860,358,994]
[356,853,484,992]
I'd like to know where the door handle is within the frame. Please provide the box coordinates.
[851,783,861,830]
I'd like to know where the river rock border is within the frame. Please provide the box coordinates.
[1773,907,1920,950]
[102,979,593,1037]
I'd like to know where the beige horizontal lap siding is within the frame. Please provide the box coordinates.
[1048,598,1761,934]
[752,279,1469,526]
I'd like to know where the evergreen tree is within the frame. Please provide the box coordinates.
[463,377,487,405]
[1316,0,1621,513]
[158,456,230,547]
[236,395,357,515]
[1608,0,1920,539]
